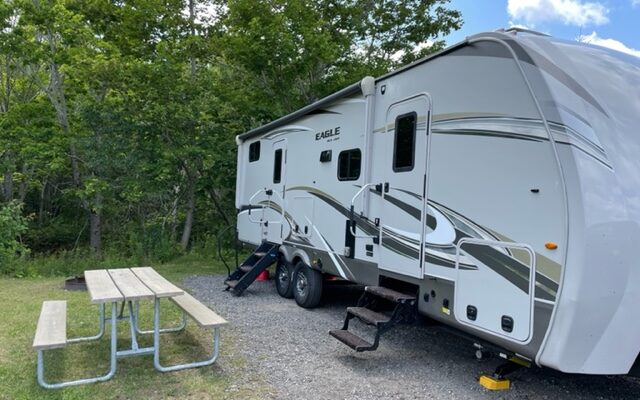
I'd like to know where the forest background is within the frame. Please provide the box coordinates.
[0,0,461,276]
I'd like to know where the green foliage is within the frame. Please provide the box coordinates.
[214,0,462,113]
[15,249,129,278]
[127,225,182,264]
[0,201,30,274]
[23,217,81,253]
[0,0,463,275]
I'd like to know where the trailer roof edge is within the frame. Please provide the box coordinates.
[237,81,362,142]
[237,33,546,143]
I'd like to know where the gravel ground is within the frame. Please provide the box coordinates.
[184,274,640,400]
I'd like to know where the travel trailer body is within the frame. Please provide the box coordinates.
[234,30,640,375]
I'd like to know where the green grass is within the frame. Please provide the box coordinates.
[0,255,271,400]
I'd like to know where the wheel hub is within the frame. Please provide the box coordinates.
[278,269,289,284]
[296,272,308,297]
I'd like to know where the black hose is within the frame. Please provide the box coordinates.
[218,224,237,278]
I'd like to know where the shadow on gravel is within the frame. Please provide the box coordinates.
[187,275,640,400]
[316,281,640,399]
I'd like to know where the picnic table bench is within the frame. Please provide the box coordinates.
[33,267,227,389]
[33,301,67,351]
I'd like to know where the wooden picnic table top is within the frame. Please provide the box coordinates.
[84,267,184,303]
[107,268,155,301]
[84,269,124,304]
[131,267,183,298]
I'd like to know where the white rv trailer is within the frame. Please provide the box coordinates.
[233,29,640,375]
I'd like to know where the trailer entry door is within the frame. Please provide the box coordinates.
[376,94,432,279]
[265,139,287,244]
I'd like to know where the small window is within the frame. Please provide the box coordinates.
[249,141,260,162]
[338,149,361,181]
[273,149,283,183]
[393,112,416,172]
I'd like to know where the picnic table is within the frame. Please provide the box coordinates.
[33,267,227,389]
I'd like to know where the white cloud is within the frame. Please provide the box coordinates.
[633,0,640,7]
[508,0,609,26]
[578,31,640,58]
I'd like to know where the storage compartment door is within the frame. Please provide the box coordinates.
[454,239,536,344]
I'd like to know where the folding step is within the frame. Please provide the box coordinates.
[253,252,267,258]
[330,285,418,352]
[239,265,252,273]
[365,286,416,303]
[329,329,373,352]
[347,307,390,326]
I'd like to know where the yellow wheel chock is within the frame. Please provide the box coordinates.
[479,356,531,390]
[479,375,510,390]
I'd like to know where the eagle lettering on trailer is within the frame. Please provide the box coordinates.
[315,126,341,141]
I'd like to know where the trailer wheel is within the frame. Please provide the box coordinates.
[275,258,294,298]
[293,262,323,308]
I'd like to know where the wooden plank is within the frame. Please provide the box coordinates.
[170,292,228,328]
[33,301,66,350]
[84,269,123,304]
[107,268,155,301]
[131,267,183,298]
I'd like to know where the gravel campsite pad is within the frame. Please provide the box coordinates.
[184,275,640,400]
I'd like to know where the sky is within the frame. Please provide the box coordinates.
[442,0,640,57]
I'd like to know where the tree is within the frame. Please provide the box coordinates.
[10,0,106,253]
[0,201,29,273]
[213,0,462,115]
[0,0,463,262]
[352,0,462,66]
[1,0,66,213]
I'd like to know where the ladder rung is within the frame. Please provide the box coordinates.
[364,286,416,303]
[225,280,239,289]
[329,329,373,351]
[347,307,390,326]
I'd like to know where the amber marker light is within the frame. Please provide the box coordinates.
[545,242,558,250]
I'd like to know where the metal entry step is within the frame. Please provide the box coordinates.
[329,329,373,351]
[329,285,417,352]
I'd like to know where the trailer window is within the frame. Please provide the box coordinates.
[393,112,416,172]
[338,149,361,181]
[273,149,283,183]
[249,141,260,162]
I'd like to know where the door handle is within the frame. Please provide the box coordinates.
[374,182,390,193]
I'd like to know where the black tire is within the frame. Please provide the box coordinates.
[275,258,294,298]
[293,262,323,308]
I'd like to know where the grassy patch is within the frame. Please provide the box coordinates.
[0,256,270,400]
[8,241,247,278]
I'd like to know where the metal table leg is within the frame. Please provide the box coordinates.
[133,300,187,335]
[153,298,221,372]
[67,303,106,344]
[115,301,154,358]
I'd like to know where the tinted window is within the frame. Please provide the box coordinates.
[393,113,416,172]
[249,141,260,162]
[273,149,282,183]
[338,149,361,181]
